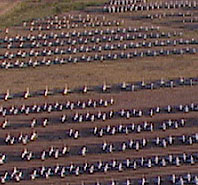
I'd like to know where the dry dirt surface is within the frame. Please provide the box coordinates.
[0,0,198,184]
[0,0,21,16]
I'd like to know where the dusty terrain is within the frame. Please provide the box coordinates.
[0,0,198,184]
[0,0,21,16]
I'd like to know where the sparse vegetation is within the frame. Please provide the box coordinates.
[0,0,107,28]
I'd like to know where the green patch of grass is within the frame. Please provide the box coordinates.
[0,0,107,29]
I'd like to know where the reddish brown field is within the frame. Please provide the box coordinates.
[0,0,198,184]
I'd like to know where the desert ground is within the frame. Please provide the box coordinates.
[0,0,198,184]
